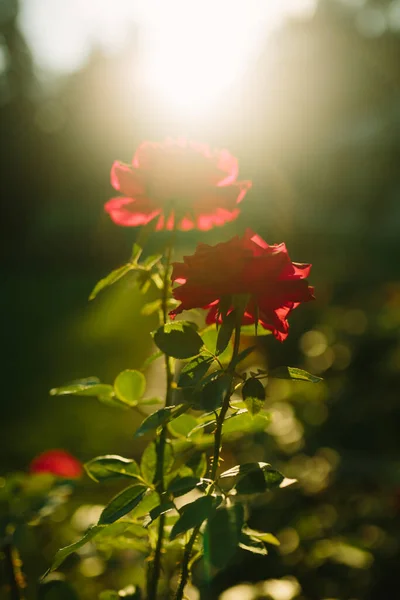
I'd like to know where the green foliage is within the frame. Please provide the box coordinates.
[222,412,269,437]
[269,366,323,383]
[177,355,213,388]
[219,462,284,495]
[134,406,181,438]
[152,321,204,359]
[167,476,202,497]
[140,441,173,485]
[142,501,176,527]
[204,503,244,568]
[84,455,141,483]
[194,372,232,412]
[238,532,268,556]
[170,496,221,540]
[242,377,265,415]
[50,370,149,409]
[114,370,146,406]
[51,525,105,571]
[99,484,148,524]
[216,310,237,355]
[89,244,162,301]
[242,527,280,546]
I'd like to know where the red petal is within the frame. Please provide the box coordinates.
[195,208,240,231]
[105,196,160,227]
[110,161,145,196]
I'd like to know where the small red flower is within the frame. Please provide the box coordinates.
[170,230,314,341]
[29,450,83,479]
[105,139,251,231]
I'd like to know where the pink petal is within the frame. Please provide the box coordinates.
[105,196,160,227]
[110,161,145,196]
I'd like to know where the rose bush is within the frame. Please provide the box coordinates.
[170,229,314,340]
[105,138,251,230]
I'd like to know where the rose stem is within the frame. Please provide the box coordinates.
[147,239,174,600]
[174,321,241,600]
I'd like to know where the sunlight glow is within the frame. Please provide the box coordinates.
[20,0,317,113]
[137,0,291,114]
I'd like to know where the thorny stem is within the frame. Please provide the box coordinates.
[147,240,174,600]
[174,322,242,600]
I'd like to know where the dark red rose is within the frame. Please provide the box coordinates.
[105,138,251,231]
[170,230,314,341]
[29,450,83,479]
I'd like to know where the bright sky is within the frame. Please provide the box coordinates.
[19,0,317,112]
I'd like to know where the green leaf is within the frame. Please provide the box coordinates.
[242,527,280,546]
[114,370,146,406]
[84,455,140,483]
[50,378,113,398]
[204,504,244,568]
[170,496,218,540]
[142,501,176,527]
[50,525,105,571]
[216,310,236,355]
[140,441,173,485]
[269,366,323,383]
[152,322,204,359]
[219,462,284,494]
[222,412,269,437]
[168,414,199,438]
[99,484,148,524]
[242,378,265,416]
[168,476,202,497]
[196,373,231,412]
[89,263,134,301]
[178,355,213,388]
[201,326,232,365]
[141,299,162,316]
[130,489,159,519]
[134,405,186,438]
[238,532,268,556]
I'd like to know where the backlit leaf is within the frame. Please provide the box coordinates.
[99,484,148,524]
[114,370,146,406]
[242,377,265,415]
[84,455,140,483]
[170,495,218,540]
[216,310,236,355]
[178,355,213,388]
[269,366,323,383]
[152,322,204,359]
[204,503,244,568]
[89,263,134,301]
[140,441,173,485]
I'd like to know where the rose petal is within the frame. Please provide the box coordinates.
[105,196,160,227]
[111,161,145,196]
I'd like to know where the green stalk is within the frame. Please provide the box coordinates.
[174,321,241,600]
[147,241,174,600]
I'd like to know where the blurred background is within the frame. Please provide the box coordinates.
[1,0,400,598]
